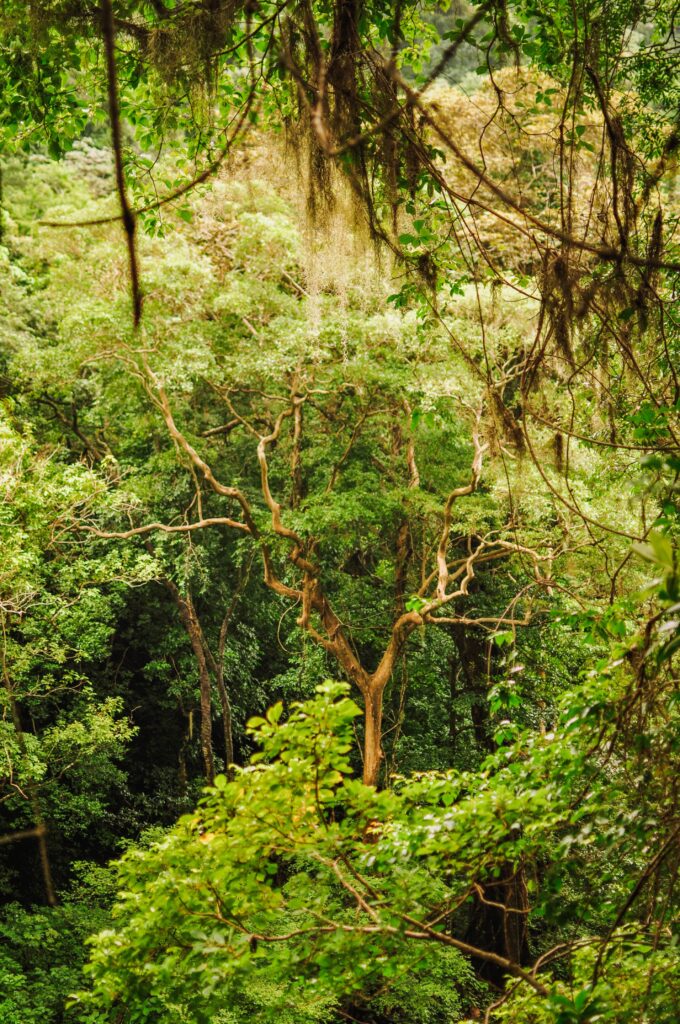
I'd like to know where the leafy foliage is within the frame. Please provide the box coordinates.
[1,0,679,1021]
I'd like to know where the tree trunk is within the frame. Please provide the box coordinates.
[290,399,305,508]
[163,581,215,785]
[448,652,460,759]
[464,862,530,983]
[451,624,494,753]
[180,602,215,785]
[215,661,235,781]
[451,625,530,970]
[363,688,383,788]
[500,862,530,965]
[177,704,191,797]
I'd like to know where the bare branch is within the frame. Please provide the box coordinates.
[86,517,250,539]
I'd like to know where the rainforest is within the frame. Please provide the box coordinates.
[0,1,678,1022]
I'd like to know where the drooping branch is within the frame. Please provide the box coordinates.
[101,0,142,326]
[299,46,680,274]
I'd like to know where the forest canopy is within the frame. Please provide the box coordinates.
[0,1,679,1023]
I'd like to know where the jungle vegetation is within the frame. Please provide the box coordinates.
[0,1,679,1022]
